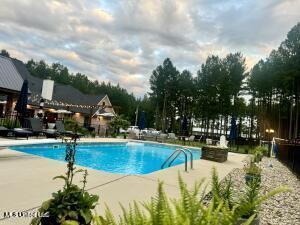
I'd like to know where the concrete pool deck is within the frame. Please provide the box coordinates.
[0,138,247,224]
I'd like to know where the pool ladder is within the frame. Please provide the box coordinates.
[161,148,193,172]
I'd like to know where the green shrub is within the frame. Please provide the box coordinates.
[63,118,88,135]
[0,118,20,128]
[254,146,268,156]
[109,115,130,135]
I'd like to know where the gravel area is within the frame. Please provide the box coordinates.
[225,158,300,225]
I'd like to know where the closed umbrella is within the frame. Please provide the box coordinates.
[181,115,188,136]
[229,116,237,146]
[139,111,146,130]
[15,80,28,115]
[15,80,28,126]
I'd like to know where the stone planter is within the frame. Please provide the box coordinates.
[201,146,228,162]
[236,216,260,225]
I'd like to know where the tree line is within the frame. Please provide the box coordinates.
[148,54,247,137]
[25,59,137,121]
[148,22,300,140]
[1,22,299,140]
[248,23,300,139]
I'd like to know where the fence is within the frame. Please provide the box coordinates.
[277,142,300,177]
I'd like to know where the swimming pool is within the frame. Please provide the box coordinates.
[11,142,201,174]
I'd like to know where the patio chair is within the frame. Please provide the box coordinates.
[185,135,195,144]
[128,131,139,140]
[44,128,59,139]
[144,133,157,142]
[189,135,195,141]
[0,126,9,137]
[55,121,84,139]
[157,133,167,143]
[13,127,33,139]
[206,138,213,145]
[27,118,45,137]
[55,120,74,137]
[168,133,177,141]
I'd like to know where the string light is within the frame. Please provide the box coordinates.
[28,94,101,109]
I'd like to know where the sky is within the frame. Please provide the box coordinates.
[0,0,300,97]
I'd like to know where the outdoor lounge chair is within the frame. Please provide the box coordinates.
[206,138,213,145]
[128,131,139,140]
[26,118,45,137]
[185,135,195,142]
[168,133,177,141]
[55,120,74,137]
[44,128,59,138]
[144,133,157,142]
[157,133,167,143]
[55,120,83,139]
[0,126,9,137]
[13,128,33,139]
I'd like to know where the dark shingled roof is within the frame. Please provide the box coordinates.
[0,56,24,93]
[10,58,106,114]
[12,58,43,94]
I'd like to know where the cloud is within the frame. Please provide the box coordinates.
[0,0,300,96]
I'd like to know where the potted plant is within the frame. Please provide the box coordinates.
[31,138,99,225]
[253,146,267,162]
[244,162,262,184]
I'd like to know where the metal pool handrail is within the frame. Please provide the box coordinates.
[161,148,188,172]
[183,147,193,169]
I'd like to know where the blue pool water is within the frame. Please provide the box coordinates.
[11,142,201,174]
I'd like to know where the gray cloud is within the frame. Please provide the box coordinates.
[0,0,299,96]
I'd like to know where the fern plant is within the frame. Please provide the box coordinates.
[94,173,254,225]
[236,179,289,219]
[211,168,234,209]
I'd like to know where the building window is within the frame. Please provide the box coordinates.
[102,101,105,106]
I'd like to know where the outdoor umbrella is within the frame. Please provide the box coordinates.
[181,115,188,136]
[15,79,29,115]
[139,111,146,130]
[229,116,238,142]
[14,80,29,127]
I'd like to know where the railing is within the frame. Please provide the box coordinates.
[161,148,194,172]
[183,147,194,169]
[277,143,300,177]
